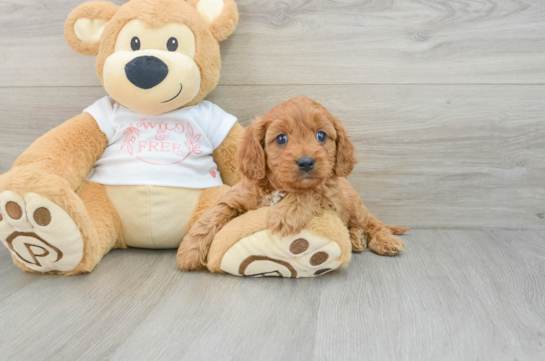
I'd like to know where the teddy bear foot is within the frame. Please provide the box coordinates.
[207,208,352,278]
[0,191,84,273]
[220,230,343,278]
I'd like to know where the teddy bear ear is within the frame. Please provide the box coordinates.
[188,0,239,42]
[64,1,119,56]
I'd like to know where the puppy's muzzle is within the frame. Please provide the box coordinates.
[125,56,169,89]
[297,157,315,173]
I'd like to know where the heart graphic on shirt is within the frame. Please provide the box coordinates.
[210,170,217,178]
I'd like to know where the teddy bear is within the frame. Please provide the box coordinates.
[0,0,353,277]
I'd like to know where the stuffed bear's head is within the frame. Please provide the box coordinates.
[65,0,238,116]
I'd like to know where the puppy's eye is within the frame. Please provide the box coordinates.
[316,131,327,144]
[276,134,288,147]
[131,37,141,51]
[167,37,178,52]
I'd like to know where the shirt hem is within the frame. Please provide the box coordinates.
[89,175,225,189]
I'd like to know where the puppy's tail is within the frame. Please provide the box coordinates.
[385,224,410,235]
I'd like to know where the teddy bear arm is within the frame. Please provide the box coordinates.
[212,122,244,186]
[12,113,108,190]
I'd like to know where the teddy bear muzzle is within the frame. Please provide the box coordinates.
[103,49,201,116]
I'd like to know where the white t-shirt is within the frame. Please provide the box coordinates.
[84,96,238,189]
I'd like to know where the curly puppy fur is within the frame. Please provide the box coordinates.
[178,97,409,270]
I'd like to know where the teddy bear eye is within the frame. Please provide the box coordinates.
[167,37,178,52]
[275,134,288,146]
[131,37,141,51]
[316,130,327,144]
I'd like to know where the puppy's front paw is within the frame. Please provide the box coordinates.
[267,208,306,237]
[268,217,304,237]
[368,233,404,256]
[177,241,206,271]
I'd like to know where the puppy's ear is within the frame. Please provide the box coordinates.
[331,115,357,178]
[238,117,267,181]
[64,1,119,56]
[188,0,239,41]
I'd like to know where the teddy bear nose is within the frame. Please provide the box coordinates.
[125,56,169,89]
[297,157,315,172]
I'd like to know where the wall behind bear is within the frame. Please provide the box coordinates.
[0,0,544,229]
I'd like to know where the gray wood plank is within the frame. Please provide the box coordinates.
[0,229,544,360]
[313,229,545,361]
[1,85,544,229]
[0,241,39,303]
[0,248,181,361]
[109,269,320,361]
[2,0,545,86]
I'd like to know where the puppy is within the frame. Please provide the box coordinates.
[178,97,409,270]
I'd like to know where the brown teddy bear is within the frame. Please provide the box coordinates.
[0,0,355,277]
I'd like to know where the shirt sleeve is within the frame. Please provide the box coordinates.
[202,101,238,150]
[83,96,116,141]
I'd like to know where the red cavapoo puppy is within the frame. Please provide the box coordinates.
[178,97,408,270]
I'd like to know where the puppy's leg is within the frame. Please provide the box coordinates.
[384,224,410,235]
[349,227,366,252]
[350,201,405,256]
[363,214,405,256]
[177,180,261,271]
[178,200,238,270]
[339,178,408,256]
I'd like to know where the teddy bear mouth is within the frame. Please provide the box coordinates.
[161,83,183,103]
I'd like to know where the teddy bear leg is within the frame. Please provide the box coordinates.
[207,207,352,278]
[0,180,122,275]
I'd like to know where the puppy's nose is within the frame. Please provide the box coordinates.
[297,157,315,173]
[125,56,169,89]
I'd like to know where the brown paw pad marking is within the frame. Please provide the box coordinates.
[33,207,51,226]
[239,255,297,278]
[6,232,63,267]
[289,238,309,254]
[310,251,329,266]
[6,202,22,220]
[0,213,3,221]
[314,268,332,276]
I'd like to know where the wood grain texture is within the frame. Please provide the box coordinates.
[1,85,544,229]
[0,229,544,360]
[2,0,545,86]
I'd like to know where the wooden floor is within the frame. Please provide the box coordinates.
[0,229,544,361]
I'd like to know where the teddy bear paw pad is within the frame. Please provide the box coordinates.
[220,229,343,278]
[0,191,84,272]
